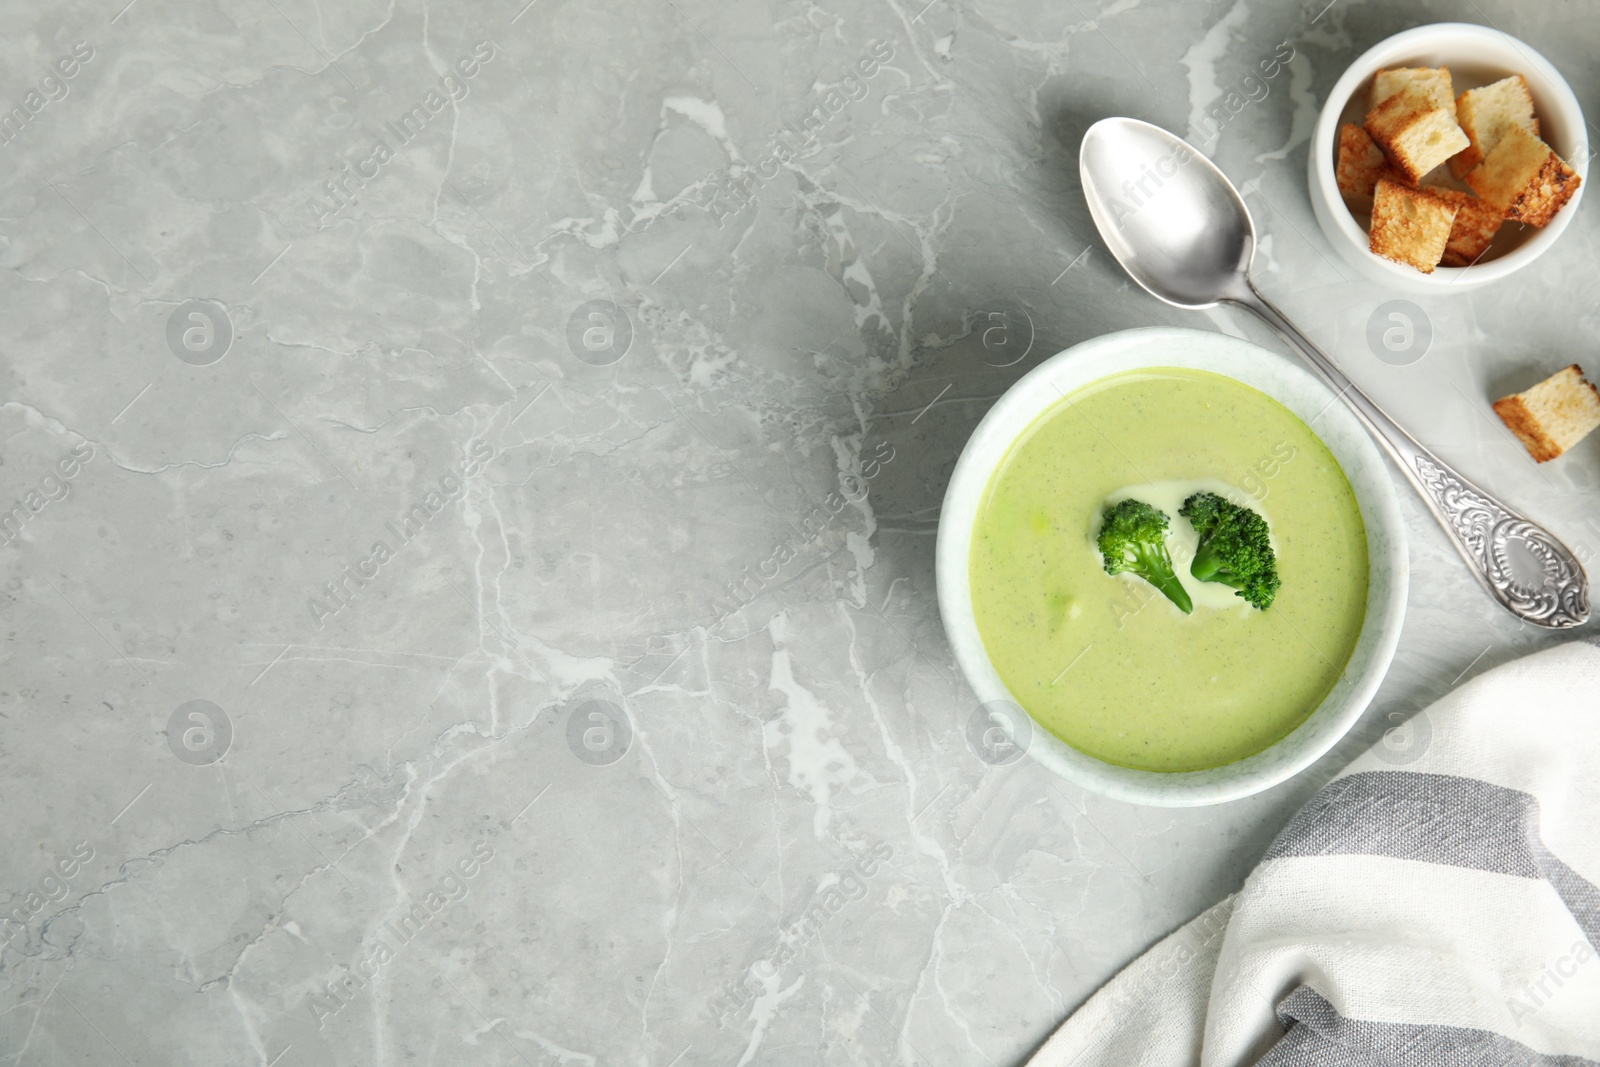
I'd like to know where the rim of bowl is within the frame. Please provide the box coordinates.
[935,327,1408,807]
[1310,22,1587,288]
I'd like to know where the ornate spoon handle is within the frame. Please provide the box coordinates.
[1229,281,1589,629]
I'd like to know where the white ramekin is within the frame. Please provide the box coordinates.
[1308,22,1586,292]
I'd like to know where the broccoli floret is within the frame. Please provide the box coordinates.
[1179,491,1280,610]
[1096,499,1193,614]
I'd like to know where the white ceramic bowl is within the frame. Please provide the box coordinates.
[936,327,1408,806]
[1308,22,1586,292]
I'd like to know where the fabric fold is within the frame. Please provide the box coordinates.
[1025,637,1600,1067]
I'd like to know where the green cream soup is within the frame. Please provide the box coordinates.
[970,368,1368,772]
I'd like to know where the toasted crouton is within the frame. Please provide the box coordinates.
[1366,88,1471,184]
[1370,179,1458,273]
[1424,187,1504,267]
[1336,124,1398,206]
[1492,364,1600,462]
[1450,74,1539,178]
[1372,66,1456,111]
[1465,125,1581,227]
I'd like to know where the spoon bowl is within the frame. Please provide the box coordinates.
[1079,120,1251,307]
[1077,117,1588,628]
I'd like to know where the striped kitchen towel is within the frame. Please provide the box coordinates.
[1026,636,1600,1066]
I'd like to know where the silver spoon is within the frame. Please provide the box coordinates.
[1078,117,1588,629]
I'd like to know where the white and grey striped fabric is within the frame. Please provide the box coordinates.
[1027,636,1600,1067]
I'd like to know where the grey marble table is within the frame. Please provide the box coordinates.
[1,0,1596,1063]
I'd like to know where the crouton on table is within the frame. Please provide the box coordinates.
[1492,365,1600,462]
